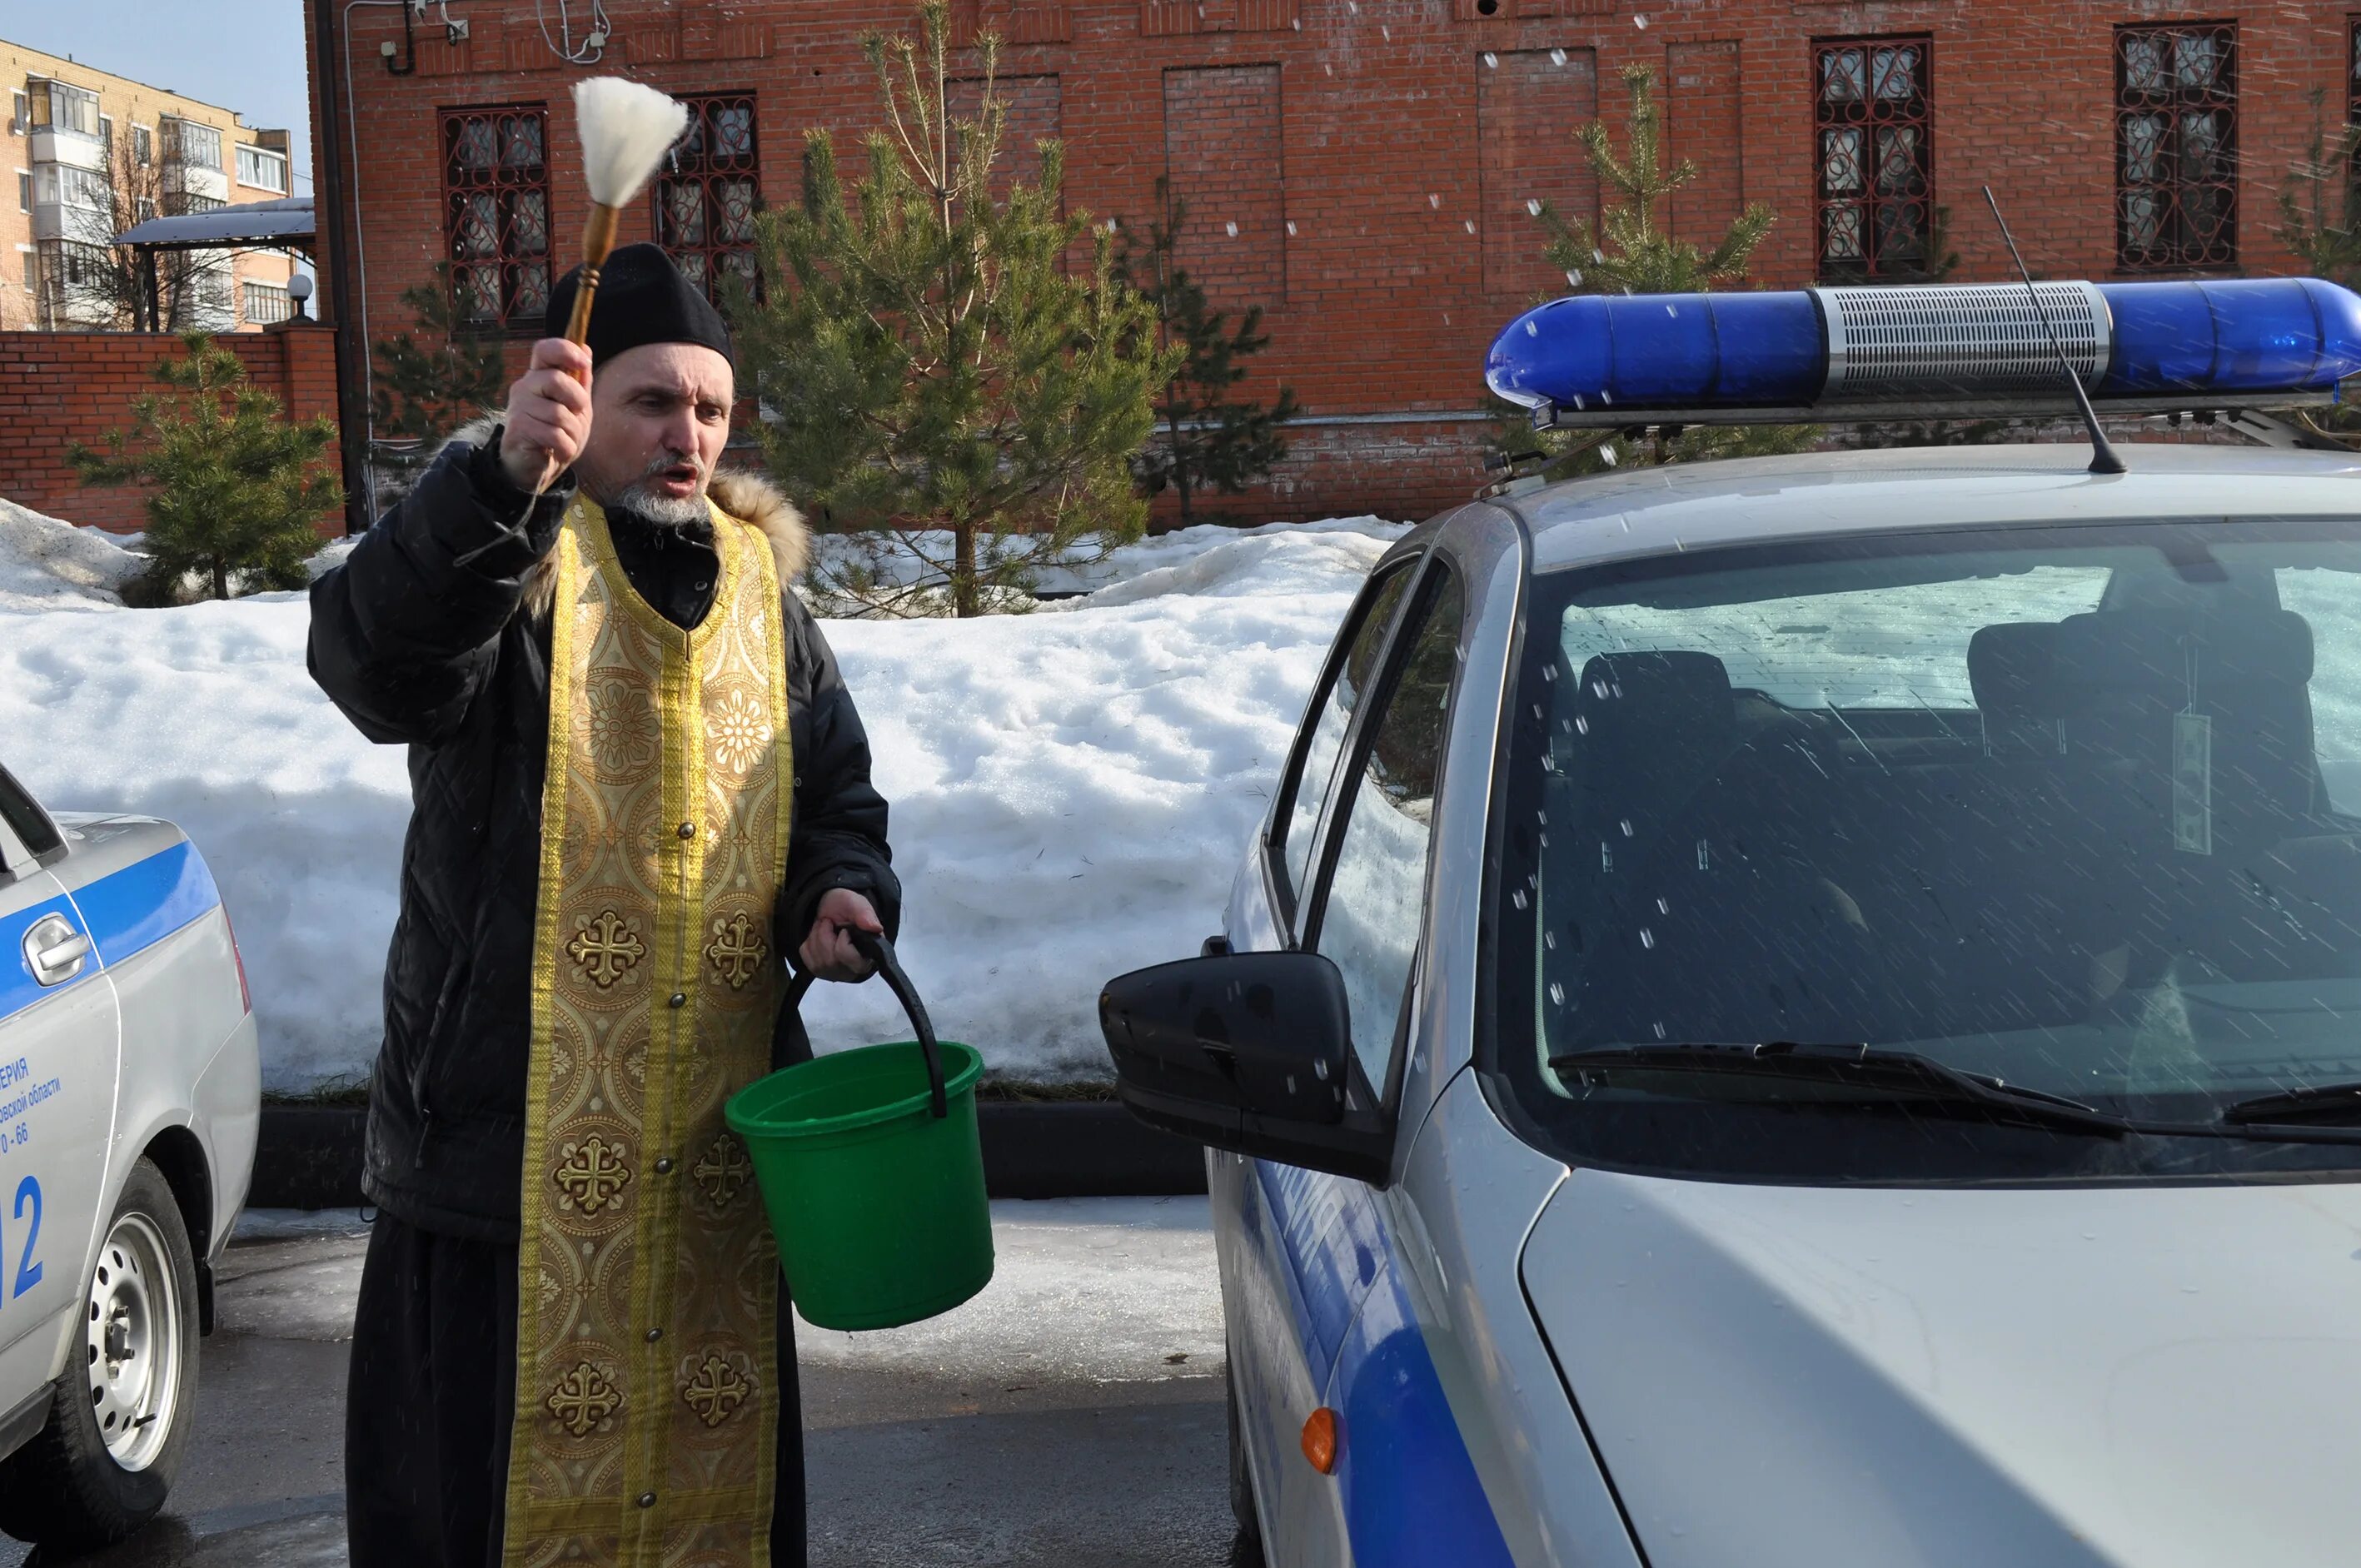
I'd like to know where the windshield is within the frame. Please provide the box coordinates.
[1491,519,2361,1183]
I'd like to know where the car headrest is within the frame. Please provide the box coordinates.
[1972,610,2314,719]
[2052,609,2314,698]
[1568,650,1736,765]
[1968,623,2059,716]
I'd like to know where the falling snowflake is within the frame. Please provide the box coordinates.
[1464,220,1476,233]
[1225,220,1238,237]
[1526,197,1542,217]
[1566,267,1582,286]
[1286,220,1298,236]
[1482,51,1498,67]
[1427,192,1441,208]
[1549,47,1567,66]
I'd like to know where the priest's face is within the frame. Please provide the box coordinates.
[575,342,736,526]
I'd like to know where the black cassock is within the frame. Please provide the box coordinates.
[341,514,810,1568]
[345,1217,805,1568]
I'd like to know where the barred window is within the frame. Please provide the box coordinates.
[1814,37,1933,281]
[655,93,760,303]
[2115,22,2237,271]
[441,104,551,331]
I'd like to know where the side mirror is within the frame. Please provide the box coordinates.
[1099,950,1392,1186]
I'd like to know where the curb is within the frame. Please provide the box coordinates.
[250,1100,1207,1211]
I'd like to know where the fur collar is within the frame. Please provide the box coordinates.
[438,416,809,620]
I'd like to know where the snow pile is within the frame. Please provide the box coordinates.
[0,518,1403,1091]
[0,499,145,612]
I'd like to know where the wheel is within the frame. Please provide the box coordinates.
[1227,1351,1267,1565]
[0,1158,199,1550]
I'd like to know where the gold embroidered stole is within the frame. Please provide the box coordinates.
[504,495,791,1568]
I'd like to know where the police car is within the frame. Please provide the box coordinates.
[1104,276,2361,1567]
[0,761,257,1548]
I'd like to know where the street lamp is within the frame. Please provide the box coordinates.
[288,271,313,321]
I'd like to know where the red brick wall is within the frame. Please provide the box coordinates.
[310,2,2352,526]
[0,324,342,535]
[1479,47,1600,298]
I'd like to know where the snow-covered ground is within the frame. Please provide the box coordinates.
[0,500,1403,1091]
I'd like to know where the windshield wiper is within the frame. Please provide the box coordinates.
[1546,1041,2136,1137]
[2219,1081,2361,1127]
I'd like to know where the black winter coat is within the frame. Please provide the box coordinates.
[308,433,899,1241]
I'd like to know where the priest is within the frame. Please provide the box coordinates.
[311,244,895,1568]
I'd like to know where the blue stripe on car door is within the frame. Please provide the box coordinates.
[1255,1160,1384,1392]
[69,841,218,968]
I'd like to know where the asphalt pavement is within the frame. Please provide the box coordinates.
[0,1198,1244,1568]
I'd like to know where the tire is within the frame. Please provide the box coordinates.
[0,1158,199,1550]
[1228,1351,1268,1565]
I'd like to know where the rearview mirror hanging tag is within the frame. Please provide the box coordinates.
[2173,709,2212,854]
[2174,643,2211,856]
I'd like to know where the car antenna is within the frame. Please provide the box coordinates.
[1983,184,2125,475]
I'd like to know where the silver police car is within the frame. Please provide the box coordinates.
[1105,276,2361,1567]
[0,761,257,1550]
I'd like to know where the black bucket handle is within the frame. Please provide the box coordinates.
[785,930,949,1119]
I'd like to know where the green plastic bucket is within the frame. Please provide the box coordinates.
[726,933,994,1332]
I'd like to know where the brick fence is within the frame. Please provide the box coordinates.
[0,322,342,535]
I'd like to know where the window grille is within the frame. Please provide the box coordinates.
[441,103,551,330]
[655,93,760,302]
[2115,22,2237,270]
[1814,37,1934,281]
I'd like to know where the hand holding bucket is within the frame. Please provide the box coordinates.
[726,933,994,1332]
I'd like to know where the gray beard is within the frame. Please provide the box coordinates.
[610,483,708,527]
[589,474,708,527]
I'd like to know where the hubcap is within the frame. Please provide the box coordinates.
[84,1212,178,1471]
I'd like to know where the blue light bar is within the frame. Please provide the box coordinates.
[1485,277,2361,416]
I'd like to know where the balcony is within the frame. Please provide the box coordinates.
[28,126,106,172]
[175,164,230,203]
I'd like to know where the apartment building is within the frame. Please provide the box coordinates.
[2,38,297,332]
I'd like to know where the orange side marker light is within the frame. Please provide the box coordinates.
[1301,1406,1340,1475]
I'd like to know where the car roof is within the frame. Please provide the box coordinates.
[1506,442,2361,575]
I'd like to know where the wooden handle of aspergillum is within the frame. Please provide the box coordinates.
[526,202,623,502]
[563,202,622,355]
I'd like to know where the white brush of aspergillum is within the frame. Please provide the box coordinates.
[573,75,689,211]
[554,76,689,350]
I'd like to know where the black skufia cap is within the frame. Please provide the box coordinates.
[544,242,734,369]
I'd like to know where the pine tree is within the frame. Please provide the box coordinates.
[70,334,341,602]
[371,264,510,487]
[1119,177,1298,525]
[735,1,1178,617]
[2265,87,2361,446]
[1506,64,1815,482]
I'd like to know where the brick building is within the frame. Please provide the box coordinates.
[305,1,2358,529]
[2,38,301,334]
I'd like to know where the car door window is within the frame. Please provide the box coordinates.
[1306,567,1463,1095]
[0,766,60,863]
[1276,565,1417,920]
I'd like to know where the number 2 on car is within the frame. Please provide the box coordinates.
[0,1176,45,1301]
